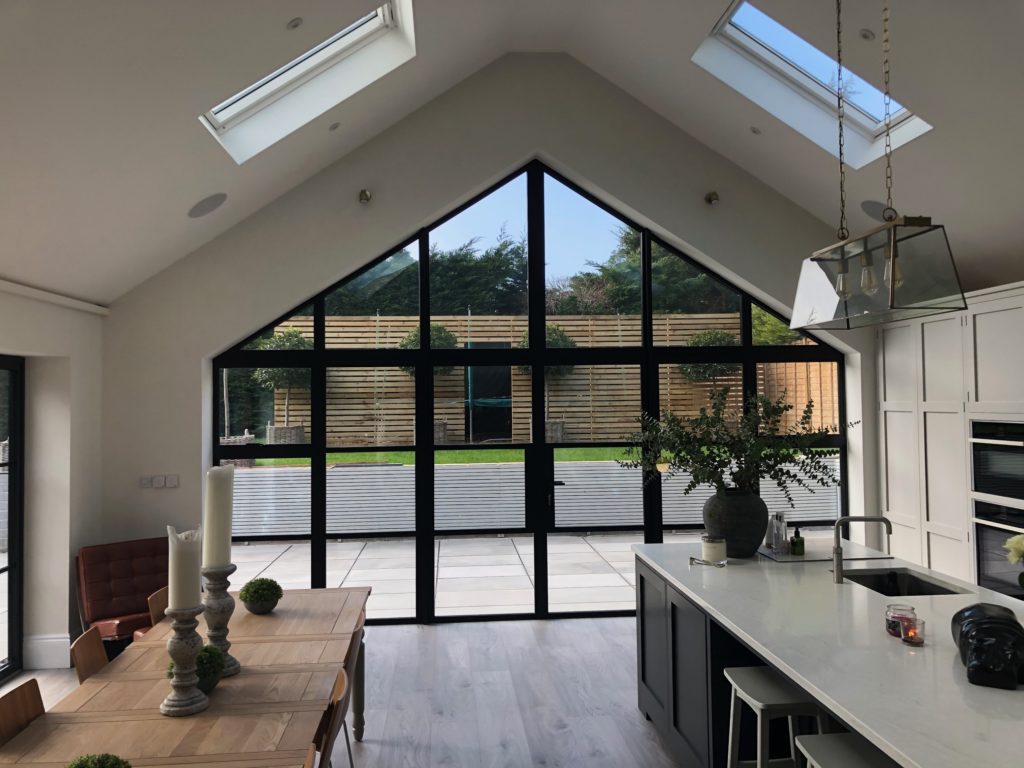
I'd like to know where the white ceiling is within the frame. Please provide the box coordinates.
[2,0,1021,305]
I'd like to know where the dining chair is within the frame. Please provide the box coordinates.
[70,625,108,683]
[317,668,354,768]
[303,742,319,768]
[133,585,170,641]
[0,678,44,747]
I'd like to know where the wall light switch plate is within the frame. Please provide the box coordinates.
[165,474,179,488]
[152,475,166,489]
[140,476,153,489]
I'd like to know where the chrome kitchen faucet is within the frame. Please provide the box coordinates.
[833,516,893,584]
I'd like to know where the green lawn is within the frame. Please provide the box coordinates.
[254,446,630,467]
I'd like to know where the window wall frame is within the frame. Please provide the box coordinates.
[213,160,847,625]
[0,355,25,685]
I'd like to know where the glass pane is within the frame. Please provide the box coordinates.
[553,447,642,528]
[658,364,743,421]
[762,454,841,523]
[545,364,641,442]
[436,534,532,618]
[0,462,6,571]
[0,571,7,665]
[652,241,741,347]
[240,306,314,350]
[340,537,416,620]
[429,174,528,347]
[435,449,525,530]
[756,362,840,432]
[547,533,639,613]
[752,304,813,346]
[326,367,414,448]
[325,248,419,349]
[545,175,641,346]
[225,458,311,588]
[0,369,9,444]
[218,367,311,445]
[434,366,531,445]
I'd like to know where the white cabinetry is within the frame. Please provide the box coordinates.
[877,282,1024,581]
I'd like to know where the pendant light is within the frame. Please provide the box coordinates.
[790,1,965,331]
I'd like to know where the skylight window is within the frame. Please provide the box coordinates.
[200,0,415,164]
[726,2,902,127]
[690,1,930,169]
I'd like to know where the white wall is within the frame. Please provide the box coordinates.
[101,54,877,539]
[0,291,103,667]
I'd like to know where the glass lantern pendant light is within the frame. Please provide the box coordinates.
[790,1,965,330]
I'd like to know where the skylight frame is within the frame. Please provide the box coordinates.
[719,2,909,137]
[203,2,396,135]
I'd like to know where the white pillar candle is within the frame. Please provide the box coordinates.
[202,465,235,569]
[168,525,203,610]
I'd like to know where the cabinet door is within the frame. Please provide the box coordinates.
[636,558,669,730]
[666,587,710,767]
[965,296,1024,413]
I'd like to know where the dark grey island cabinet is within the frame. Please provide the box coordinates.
[636,557,784,767]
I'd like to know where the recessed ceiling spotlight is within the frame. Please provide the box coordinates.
[860,199,888,222]
[286,17,303,30]
[859,28,876,41]
[188,193,227,219]
[329,122,340,131]
[704,191,720,206]
[749,125,762,135]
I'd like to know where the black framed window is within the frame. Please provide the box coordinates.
[0,356,24,684]
[213,161,846,625]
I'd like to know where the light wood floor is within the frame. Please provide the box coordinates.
[2,618,677,768]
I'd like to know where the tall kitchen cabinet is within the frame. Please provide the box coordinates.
[878,282,1024,581]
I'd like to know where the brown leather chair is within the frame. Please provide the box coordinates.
[76,537,167,642]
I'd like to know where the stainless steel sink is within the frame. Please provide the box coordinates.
[841,567,968,596]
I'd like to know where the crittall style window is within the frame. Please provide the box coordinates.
[214,161,845,623]
[0,356,24,684]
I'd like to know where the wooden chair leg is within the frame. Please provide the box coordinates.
[756,711,770,768]
[727,688,742,768]
[343,721,354,767]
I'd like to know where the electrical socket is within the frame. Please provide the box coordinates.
[139,475,153,489]
[165,474,179,488]
[152,475,166,489]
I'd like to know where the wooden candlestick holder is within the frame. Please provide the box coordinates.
[160,605,209,716]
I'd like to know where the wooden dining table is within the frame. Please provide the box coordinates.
[0,587,370,767]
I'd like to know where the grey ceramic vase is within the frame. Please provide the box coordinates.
[243,598,278,615]
[702,489,769,558]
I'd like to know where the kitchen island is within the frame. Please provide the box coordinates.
[635,540,1022,768]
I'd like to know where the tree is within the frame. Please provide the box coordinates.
[428,231,528,315]
[251,328,313,426]
[751,305,803,345]
[678,329,740,384]
[399,323,457,375]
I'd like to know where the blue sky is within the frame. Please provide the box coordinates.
[732,2,900,122]
[428,173,627,281]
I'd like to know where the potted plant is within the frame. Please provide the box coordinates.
[623,387,842,558]
[518,323,576,441]
[167,645,226,695]
[239,577,284,615]
[66,756,132,768]
[400,323,457,442]
[251,328,313,444]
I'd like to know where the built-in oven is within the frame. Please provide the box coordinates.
[971,421,1024,598]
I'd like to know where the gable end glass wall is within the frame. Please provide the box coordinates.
[213,161,846,623]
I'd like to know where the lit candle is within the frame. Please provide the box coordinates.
[168,525,203,610]
[202,465,234,569]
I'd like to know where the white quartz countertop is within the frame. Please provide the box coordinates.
[634,541,1023,768]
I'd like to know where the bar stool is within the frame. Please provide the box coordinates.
[795,734,901,768]
[724,666,826,768]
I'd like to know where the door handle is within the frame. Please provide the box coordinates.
[552,481,566,487]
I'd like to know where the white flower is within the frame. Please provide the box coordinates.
[1003,534,1024,565]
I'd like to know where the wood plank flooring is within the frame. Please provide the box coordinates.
[3,617,677,768]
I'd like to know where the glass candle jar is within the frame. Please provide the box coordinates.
[885,604,916,638]
[901,618,926,646]
[701,535,727,562]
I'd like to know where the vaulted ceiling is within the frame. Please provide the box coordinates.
[2,0,1020,305]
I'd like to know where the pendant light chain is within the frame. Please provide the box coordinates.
[881,3,897,221]
[835,0,848,240]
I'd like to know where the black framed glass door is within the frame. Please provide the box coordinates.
[0,356,24,684]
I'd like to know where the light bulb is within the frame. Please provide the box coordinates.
[835,271,852,300]
[884,257,905,289]
[860,262,879,296]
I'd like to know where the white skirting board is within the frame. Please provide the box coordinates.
[23,633,71,669]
